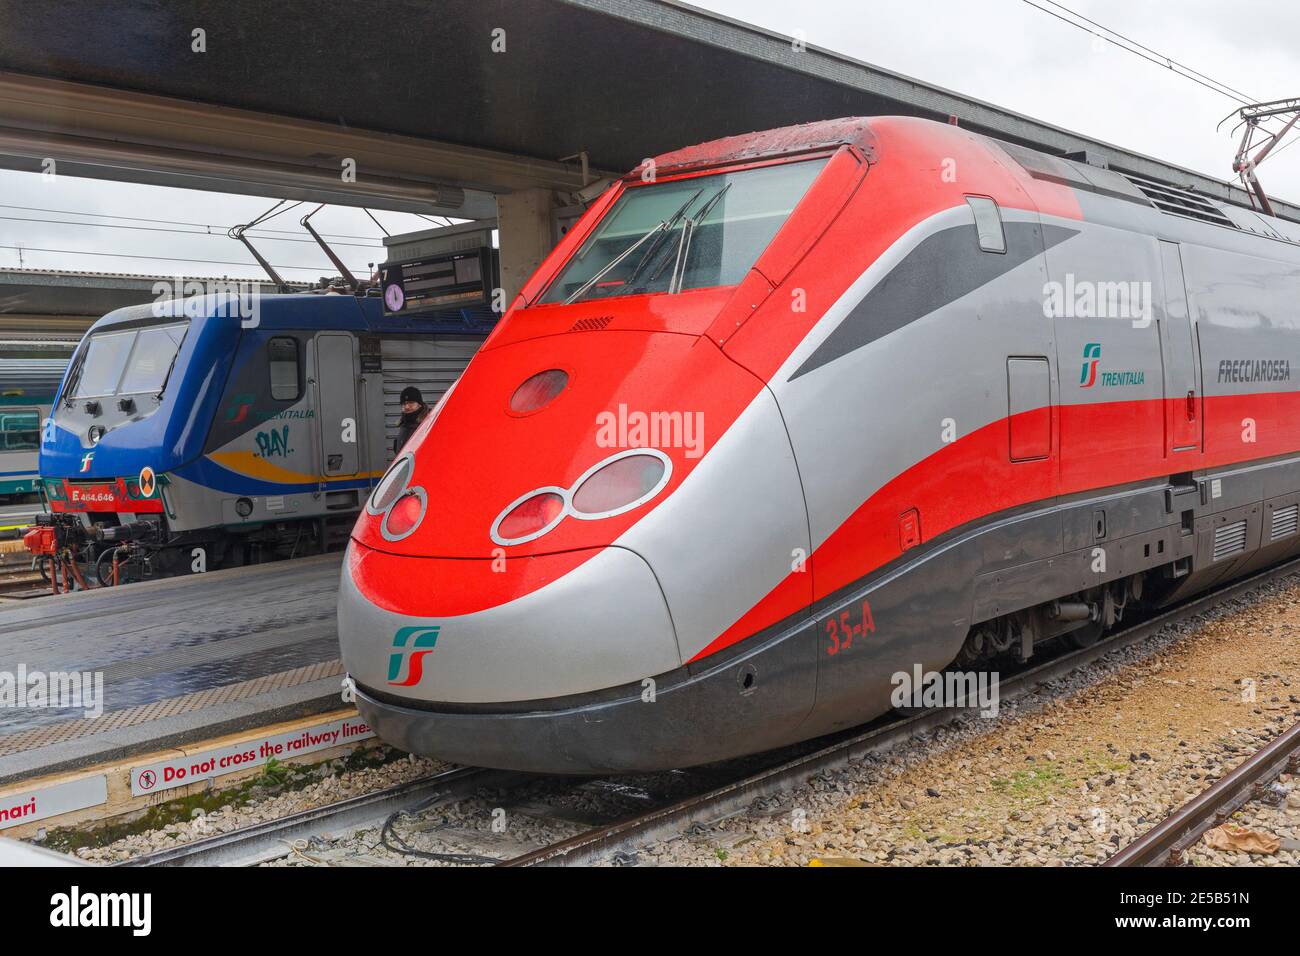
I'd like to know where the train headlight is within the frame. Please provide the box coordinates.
[369,455,413,514]
[489,449,672,546]
[383,488,427,541]
[571,452,668,517]
[509,369,569,416]
[492,490,567,545]
[368,453,428,541]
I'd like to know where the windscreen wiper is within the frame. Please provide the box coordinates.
[567,188,707,305]
[623,188,705,289]
[666,182,731,295]
[563,206,693,306]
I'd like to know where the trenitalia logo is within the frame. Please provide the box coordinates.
[225,393,256,423]
[79,451,94,473]
[1078,342,1145,389]
[387,625,440,686]
[1079,343,1101,388]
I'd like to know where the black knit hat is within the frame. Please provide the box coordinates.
[399,386,423,405]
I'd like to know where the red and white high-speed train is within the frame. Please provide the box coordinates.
[339,116,1300,773]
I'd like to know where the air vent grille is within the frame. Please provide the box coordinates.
[1123,174,1236,228]
[569,316,613,332]
[1212,519,1248,561]
[1271,504,1299,540]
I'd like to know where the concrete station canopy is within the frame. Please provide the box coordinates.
[0,0,1294,222]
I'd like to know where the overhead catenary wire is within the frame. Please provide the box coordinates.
[1028,0,1262,106]
[0,243,368,274]
[0,202,390,242]
[1021,0,1298,169]
[0,214,385,247]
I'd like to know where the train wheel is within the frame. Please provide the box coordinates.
[1062,618,1104,649]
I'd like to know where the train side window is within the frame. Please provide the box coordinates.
[966,196,1006,254]
[0,408,39,451]
[268,337,301,401]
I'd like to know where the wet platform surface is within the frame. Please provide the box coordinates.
[0,554,346,784]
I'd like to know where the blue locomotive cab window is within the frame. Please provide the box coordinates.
[118,323,188,394]
[539,157,830,304]
[0,409,39,451]
[69,321,188,398]
[268,337,301,401]
[71,329,135,398]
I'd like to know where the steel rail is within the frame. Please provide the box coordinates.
[120,765,530,867]
[1105,718,1300,867]
[504,556,1300,866]
[122,554,1300,868]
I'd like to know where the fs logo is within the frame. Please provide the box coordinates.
[387,625,440,686]
[224,392,254,421]
[225,393,256,424]
[1079,342,1101,388]
[79,451,94,473]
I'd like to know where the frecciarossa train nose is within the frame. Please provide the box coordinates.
[348,325,755,559]
[338,323,807,772]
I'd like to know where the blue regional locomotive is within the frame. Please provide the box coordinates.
[31,288,492,586]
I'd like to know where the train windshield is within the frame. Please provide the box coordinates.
[68,321,189,399]
[539,157,829,305]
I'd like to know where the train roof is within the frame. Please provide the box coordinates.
[86,291,497,336]
[635,115,1300,246]
[632,116,880,178]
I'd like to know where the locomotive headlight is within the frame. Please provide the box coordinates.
[493,490,567,545]
[489,449,673,546]
[570,452,668,517]
[369,454,413,514]
[509,369,569,415]
[383,488,427,541]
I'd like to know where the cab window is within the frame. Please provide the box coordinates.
[540,157,829,304]
[69,322,188,398]
[268,337,301,401]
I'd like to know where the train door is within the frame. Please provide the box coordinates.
[1158,240,1202,455]
[313,333,360,477]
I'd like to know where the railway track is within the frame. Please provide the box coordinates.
[115,555,1300,868]
[0,569,44,596]
[1105,718,1300,868]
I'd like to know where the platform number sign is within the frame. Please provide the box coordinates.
[825,600,875,656]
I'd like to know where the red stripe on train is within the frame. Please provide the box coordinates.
[691,391,1300,662]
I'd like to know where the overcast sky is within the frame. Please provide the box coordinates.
[0,0,1295,281]
[692,0,1300,195]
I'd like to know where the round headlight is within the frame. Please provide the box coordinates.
[382,488,427,541]
[493,491,566,545]
[571,453,668,517]
[369,455,413,514]
[509,369,569,415]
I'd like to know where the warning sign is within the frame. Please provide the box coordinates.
[129,716,373,797]
[0,775,108,830]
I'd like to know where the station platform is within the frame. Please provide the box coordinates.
[0,554,346,787]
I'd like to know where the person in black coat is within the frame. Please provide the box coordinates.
[395,385,430,454]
